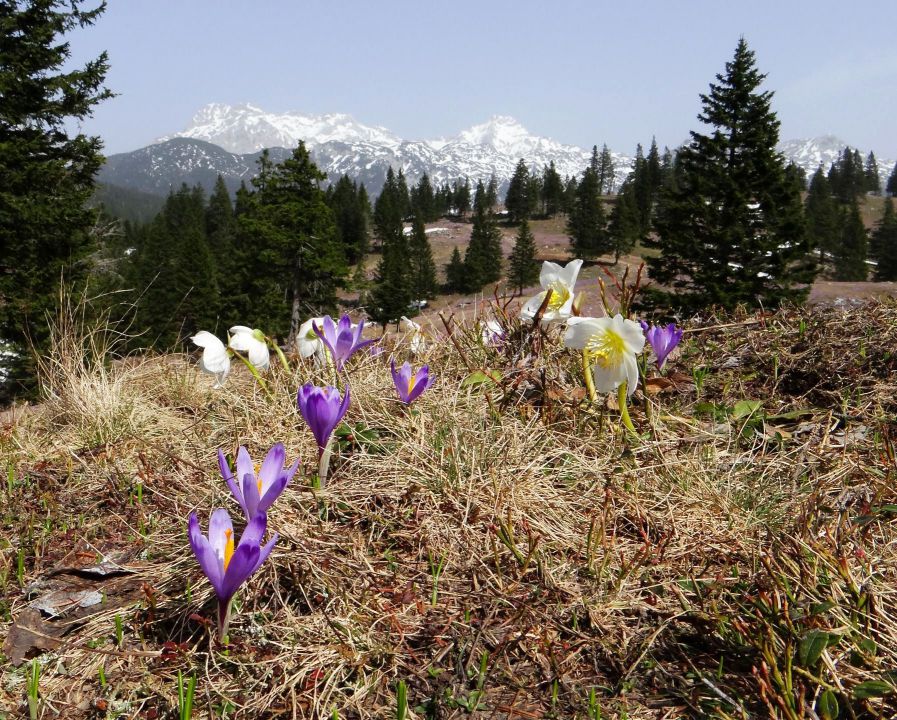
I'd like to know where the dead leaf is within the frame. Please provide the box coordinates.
[3,608,64,666]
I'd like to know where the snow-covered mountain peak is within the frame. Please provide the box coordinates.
[160,103,401,154]
[455,115,556,157]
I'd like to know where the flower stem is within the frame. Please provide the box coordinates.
[271,341,291,374]
[232,351,273,400]
[217,598,233,643]
[318,440,333,487]
[582,351,598,403]
[617,382,637,435]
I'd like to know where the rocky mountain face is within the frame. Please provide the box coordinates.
[99,103,895,199]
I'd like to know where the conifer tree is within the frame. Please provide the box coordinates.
[485,175,498,213]
[327,174,369,265]
[396,169,411,220]
[452,179,471,217]
[607,182,641,263]
[647,38,814,310]
[805,168,840,269]
[864,152,880,194]
[236,143,345,340]
[832,199,868,281]
[374,168,404,249]
[464,204,503,291]
[507,219,539,291]
[444,247,466,293]
[370,229,410,325]
[887,163,897,197]
[871,197,897,280]
[567,167,609,259]
[0,0,113,396]
[407,214,438,300]
[527,171,542,218]
[409,173,434,222]
[563,176,578,214]
[541,161,564,217]
[206,175,237,320]
[505,159,532,224]
[596,144,616,195]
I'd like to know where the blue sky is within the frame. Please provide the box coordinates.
[67,1,897,158]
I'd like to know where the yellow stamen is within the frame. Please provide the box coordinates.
[408,373,417,394]
[545,282,571,311]
[585,328,626,369]
[223,529,234,571]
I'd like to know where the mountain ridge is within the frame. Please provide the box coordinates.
[99,103,894,199]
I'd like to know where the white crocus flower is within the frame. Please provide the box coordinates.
[296,317,327,365]
[228,326,270,370]
[190,331,231,388]
[563,315,645,397]
[400,316,427,355]
[520,259,583,325]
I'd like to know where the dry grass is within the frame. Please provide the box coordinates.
[1,297,897,719]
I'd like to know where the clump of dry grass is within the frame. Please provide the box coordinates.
[1,299,896,718]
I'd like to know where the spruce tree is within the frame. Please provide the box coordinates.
[607,182,641,263]
[567,167,609,259]
[452,179,471,217]
[0,0,113,396]
[887,163,897,197]
[505,159,531,224]
[647,38,814,310]
[236,143,345,340]
[370,229,410,325]
[485,175,498,213]
[464,204,503,291]
[541,161,564,217]
[596,144,616,195]
[507,219,539,291]
[206,175,237,320]
[374,168,404,248]
[410,173,436,222]
[328,174,369,265]
[805,168,840,270]
[444,246,466,293]
[871,197,897,280]
[407,214,438,300]
[864,152,880,194]
[832,199,868,281]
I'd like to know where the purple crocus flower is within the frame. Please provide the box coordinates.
[218,443,298,521]
[391,359,435,405]
[297,383,351,454]
[640,322,683,370]
[313,315,373,371]
[188,508,278,640]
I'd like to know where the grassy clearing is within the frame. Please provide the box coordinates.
[1,297,897,719]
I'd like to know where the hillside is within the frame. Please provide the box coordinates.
[2,295,897,718]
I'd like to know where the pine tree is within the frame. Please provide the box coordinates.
[832,199,868,281]
[407,213,438,299]
[236,143,345,340]
[864,152,881,194]
[526,170,542,218]
[133,185,219,347]
[607,182,641,262]
[464,204,503,291]
[507,219,539,291]
[630,144,651,232]
[805,168,840,270]
[871,197,897,280]
[0,0,113,396]
[327,174,369,265]
[485,175,498,213]
[596,144,616,195]
[452,179,471,217]
[374,168,403,247]
[410,173,436,223]
[647,38,814,310]
[206,175,237,321]
[541,161,564,217]
[563,176,578,214]
[505,159,531,224]
[567,166,609,259]
[444,246,466,294]
[396,169,411,220]
[370,229,410,325]
[887,163,897,196]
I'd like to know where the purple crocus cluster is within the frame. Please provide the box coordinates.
[188,442,297,640]
[312,315,373,371]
